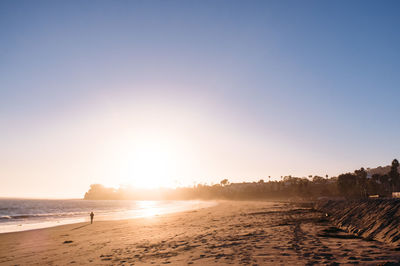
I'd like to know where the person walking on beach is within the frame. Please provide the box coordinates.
[90,212,94,224]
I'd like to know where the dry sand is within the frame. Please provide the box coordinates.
[1,201,400,265]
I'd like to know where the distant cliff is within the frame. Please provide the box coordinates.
[316,199,400,246]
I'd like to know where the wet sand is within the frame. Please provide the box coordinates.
[1,201,400,265]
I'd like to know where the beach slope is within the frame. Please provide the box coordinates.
[1,201,399,265]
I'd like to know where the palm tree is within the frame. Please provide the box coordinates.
[389,159,400,192]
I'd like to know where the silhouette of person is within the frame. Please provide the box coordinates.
[90,212,94,224]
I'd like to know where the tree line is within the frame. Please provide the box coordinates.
[84,159,400,200]
[338,159,399,198]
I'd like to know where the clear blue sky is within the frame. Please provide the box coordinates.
[1,0,400,197]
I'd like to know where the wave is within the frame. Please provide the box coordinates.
[0,212,92,221]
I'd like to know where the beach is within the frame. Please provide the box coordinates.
[1,201,400,265]
[0,199,213,234]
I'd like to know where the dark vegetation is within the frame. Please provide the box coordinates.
[338,159,400,198]
[84,159,400,200]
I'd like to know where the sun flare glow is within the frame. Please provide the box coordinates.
[110,137,183,189]
[136,201,161,217]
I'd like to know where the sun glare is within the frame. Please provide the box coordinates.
[136,201,161,217]
[111,138,181,189]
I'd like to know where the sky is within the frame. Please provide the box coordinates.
[1,0,400,198]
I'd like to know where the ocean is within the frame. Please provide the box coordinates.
[0,199,215,233]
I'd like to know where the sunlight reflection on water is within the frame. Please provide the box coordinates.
[0,200,216,233]
[136,201,162,217]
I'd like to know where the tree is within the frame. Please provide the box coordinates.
[389,159,400,192]
[355,167,367,198]
[337,173,357,198]
[379,174,390,196]
[220,179,229,186]
[313,176,325,183]
[368,174,382,195]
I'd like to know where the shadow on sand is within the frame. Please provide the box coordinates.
[71,224,90,231]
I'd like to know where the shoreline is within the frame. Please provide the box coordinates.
[1,201,400,265]
[0,204,213,237]
[0,200,216,234]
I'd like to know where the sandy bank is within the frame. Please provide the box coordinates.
[316,199,400,247]
[1,201,400,265]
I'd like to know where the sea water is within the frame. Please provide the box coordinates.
[0,199,215,233]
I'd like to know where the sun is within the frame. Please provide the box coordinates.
[112,138,180,189]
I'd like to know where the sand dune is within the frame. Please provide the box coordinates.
[1,201,399,265]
